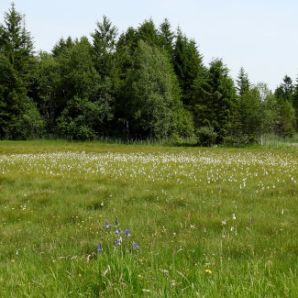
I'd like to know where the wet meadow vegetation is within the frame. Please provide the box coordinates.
[0,141,298,297]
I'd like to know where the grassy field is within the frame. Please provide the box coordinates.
[0,140,298,297]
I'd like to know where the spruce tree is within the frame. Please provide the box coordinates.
[173,29,204,107]
[274,75,296,135]
[91,16,117,77]
[205,59,237,143]
[0,4,43,139]
[159,19,175,59]
[275,75,294,101]
[237,67,250,96]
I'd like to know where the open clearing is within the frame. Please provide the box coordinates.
[0,141,298,297]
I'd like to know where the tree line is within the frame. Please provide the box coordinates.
[0,4,297,144]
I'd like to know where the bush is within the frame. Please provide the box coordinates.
[57,96,111,140]
[197,126,217,146]
[3,97,45,140]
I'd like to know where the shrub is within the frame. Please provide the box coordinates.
[197,126,217,146]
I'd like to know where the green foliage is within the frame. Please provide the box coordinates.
[274,76,296,137]
[8,97,45,139]
[1,142,298,296]
[192,59,237,144]
[91,16,118,77]
[52,37,74,57]
[0,3,34,84]
[158,19,175,58]
[259,85,278,134]
[136,19,160,47]
[196,126,218,146]
[234,69,263,144]
[57,96,110,140]
[31,52,60,133]
[275,75,294,101]
[0,4,297,143]
[53,37,112,135]
[0,4,43,140]
[117,40,194,139]
[237,67,250,96]
[276,99,296,137]
[0,53,43,139]
[173,29,204,106]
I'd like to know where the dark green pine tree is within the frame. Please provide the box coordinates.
[236,68,263,143]
[52,37,74,57]
[173,29,204,107]
[274,75,296,135]
[91,16,119,135]
[206,59,237,143]
[91,16,118,77]
[159,19,175,59]
[0,3,34,82]
[136,19,160,47]
[236,67,250,96]
[0,4,44,139]
[275,75,294,101]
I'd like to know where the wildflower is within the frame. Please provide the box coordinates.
[104,222,111,230]
[124,229,131,237]
[205,269,212,274]
[114,237,122,246]
[132,242,140,250]
[115,229,121,235]
[232,213,236,220]
[97,244,103,253]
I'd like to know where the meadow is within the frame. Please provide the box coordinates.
[0,140,298,297]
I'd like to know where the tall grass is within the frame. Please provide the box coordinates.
[0,141,297,297]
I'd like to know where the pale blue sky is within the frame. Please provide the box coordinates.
[1,0,298,90]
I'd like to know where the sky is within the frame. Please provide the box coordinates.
[1,0,298,90]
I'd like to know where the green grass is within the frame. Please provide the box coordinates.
[0,140,298,297]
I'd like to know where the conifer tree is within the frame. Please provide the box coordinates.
[275,75,294,101]
[0,4,43,139]
[206,59,237,143]
[159,19,175,59]
[237,67,250,96]
[173,29,204,106]
[92,16,117,77]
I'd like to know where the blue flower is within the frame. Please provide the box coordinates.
[132,242,140,250]
[97,244,103,253]
[124,229,131,237]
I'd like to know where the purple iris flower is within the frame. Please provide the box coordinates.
[124,229,131,237]
[132,242,140,250]
[97,244,103,253]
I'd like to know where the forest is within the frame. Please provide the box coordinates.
[0,4,297,144]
